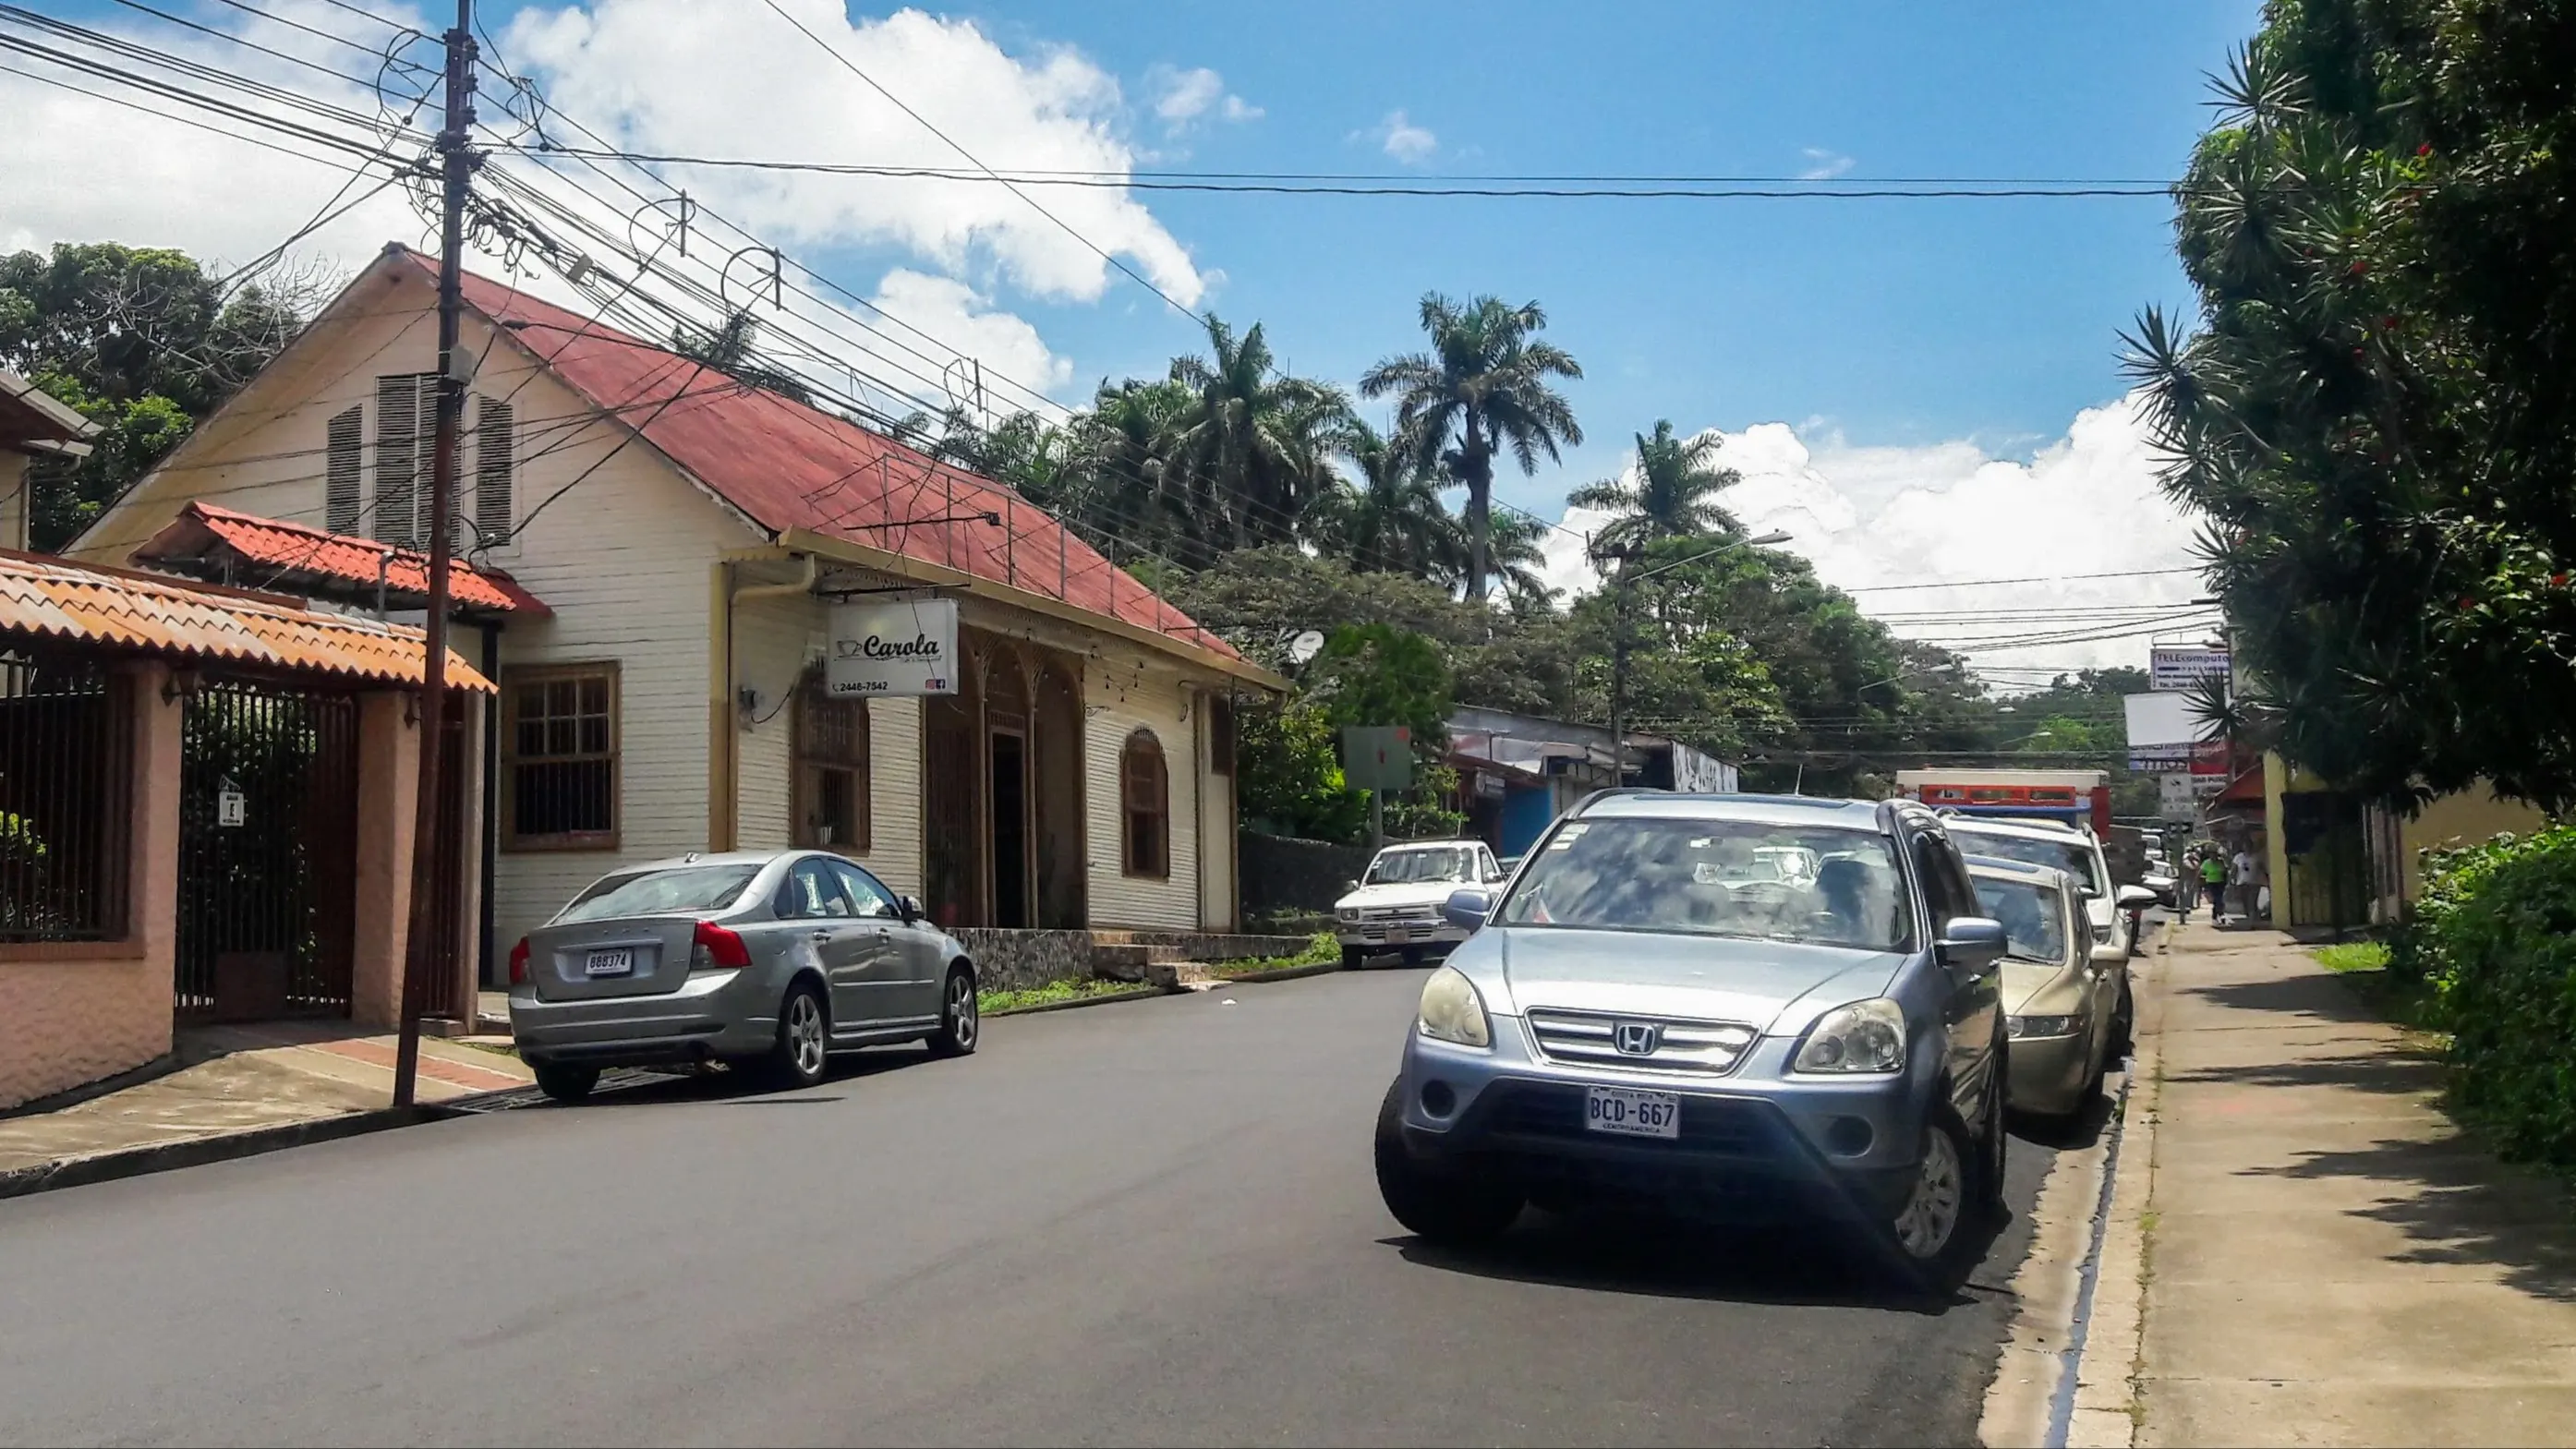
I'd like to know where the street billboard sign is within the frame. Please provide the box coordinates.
[2125,691,2210,772]
[2159,772,2198,820]
[2150,646,2230,692]
[827,598,959,696]
[1340,725,1414,791]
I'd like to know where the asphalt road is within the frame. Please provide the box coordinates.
[0,968,2077,1447]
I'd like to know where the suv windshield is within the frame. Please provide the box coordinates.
[1367,847,1474,885]
[1952,828,2106,896]
[558,863,763,924]
[1494,818,1912,950]
[1972,876,2069,963]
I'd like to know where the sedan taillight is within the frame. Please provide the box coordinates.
[693,920,752,971]
[507,936,530,985]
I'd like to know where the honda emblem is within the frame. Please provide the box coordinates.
[1613,1021,1662,1056]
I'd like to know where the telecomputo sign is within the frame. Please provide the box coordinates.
[827,599,958,696]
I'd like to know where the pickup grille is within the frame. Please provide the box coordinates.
[1523,1008,1759,1075]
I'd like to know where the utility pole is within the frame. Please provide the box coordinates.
[1605,563,1631,790]
[393,2,478,1109]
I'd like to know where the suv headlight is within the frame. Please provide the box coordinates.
[1793,997,1907,1074]
[1415,965,1491,1048]
[1336,907,1361,923]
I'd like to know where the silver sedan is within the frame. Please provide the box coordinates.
[507,850,980,1102]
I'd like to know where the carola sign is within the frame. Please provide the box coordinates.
[828,598,958,696]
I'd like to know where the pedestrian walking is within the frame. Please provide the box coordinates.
[2199,851,2229,921]
[2231,845,2258,924]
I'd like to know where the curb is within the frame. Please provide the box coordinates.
[2063,940,2167,1448]
[1211,960,1343,985]
[0,1104,446,1202]
[982,984,1174,1018]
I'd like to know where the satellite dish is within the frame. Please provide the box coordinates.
[1287,629,1326,665]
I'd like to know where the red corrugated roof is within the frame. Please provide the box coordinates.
[0,549,494,691]
[392,248,1238,661]
[132,501,544,616]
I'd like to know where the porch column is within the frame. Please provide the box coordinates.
[350,691,420,1030]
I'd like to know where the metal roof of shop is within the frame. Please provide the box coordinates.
[0,549,494,691]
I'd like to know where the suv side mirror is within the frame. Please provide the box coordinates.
[1442,888,1494,931]
[897,894,925,924]
[1937,916,2007,970]
[2114,885,2159,911]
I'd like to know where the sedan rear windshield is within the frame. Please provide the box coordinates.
[1493,819,1912,951]
[1972,876,2069,964]
[1952,829,2105,896]
[557,863,764,924]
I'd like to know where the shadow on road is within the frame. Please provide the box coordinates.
[534,1045,934,1110]
[1384,1203,2001,1315]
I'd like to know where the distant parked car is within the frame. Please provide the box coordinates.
[1941,815,2159,961]
[1965,855,2129,1122]
[507,850,979,1103]
[1374,791,2013,1286]
[1335,839,1509,969]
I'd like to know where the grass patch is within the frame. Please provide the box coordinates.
[1211,931,1339,978]
[978,978,1155,1014]
[2315,940,2392,973]
[2311,941,2446,1037]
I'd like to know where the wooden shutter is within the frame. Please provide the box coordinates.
[323,406,362,534]
[372,374,422,546]
[475,396,514,544]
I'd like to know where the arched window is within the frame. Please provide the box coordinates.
[1119,728,1168,878]
[792,669,869,852]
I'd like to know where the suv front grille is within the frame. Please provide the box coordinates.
[1524,1008,1759,1075]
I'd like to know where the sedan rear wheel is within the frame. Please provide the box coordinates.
[532,1062,598,1104]
[760,981,829,1090]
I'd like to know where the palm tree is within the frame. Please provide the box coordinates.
[1165,315,1350,556]
[1326,418,1457,579]
[1568,419,1743,559]
[670,310,814,405]
[1481,507,1559,615]
[1361,293,1583,604]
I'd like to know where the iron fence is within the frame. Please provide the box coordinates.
[0,653,133,943]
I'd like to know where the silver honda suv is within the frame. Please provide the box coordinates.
[1373,791,2012,1286]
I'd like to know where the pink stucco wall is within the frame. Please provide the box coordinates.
[0,663,181,1110]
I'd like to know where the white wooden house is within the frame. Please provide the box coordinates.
[71,245,1283,983]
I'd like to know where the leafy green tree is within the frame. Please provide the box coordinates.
[1361,294,1583,603]
[1235,699,1369,842]
[2126,2,2576,809]
[1566,419,1743,558]
[2,242,320,548]
[1317,417,1457,580]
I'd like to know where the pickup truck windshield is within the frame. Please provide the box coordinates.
[1494,819,1911,950]
[1367,848,1475,885]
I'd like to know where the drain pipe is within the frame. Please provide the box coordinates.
[719,551,819,851]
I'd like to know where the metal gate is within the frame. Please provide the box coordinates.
[175,679,360,1019]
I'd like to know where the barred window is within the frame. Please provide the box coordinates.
[1119,728,1167,879]
[792,670,869,852]
[502,664,618,850]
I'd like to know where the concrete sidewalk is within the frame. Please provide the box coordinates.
[0,1020,533,1185]
[2121,921,2576,1446]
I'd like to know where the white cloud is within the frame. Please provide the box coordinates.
[867,268,1070,403]
[1370,110,1438,164]
[1147,64,1260,128]
[0,2,1234,415]
[1535,394,2207,677]
[508,1,1203,306]
[1798,147,1856,180]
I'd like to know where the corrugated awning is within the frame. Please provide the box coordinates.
[0,549,494,692]
[131,501,548,618]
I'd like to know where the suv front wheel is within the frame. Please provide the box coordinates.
[1373,1080,1522,1245]
[1884,1109,1983,1289]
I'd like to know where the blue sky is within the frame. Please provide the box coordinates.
[5,0,2260,668]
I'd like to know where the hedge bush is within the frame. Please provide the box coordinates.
[2397,826,2576,1167]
